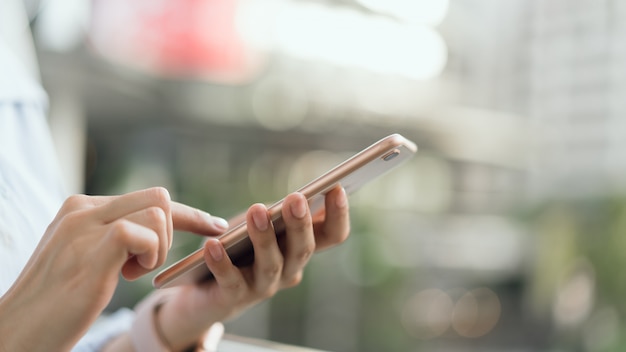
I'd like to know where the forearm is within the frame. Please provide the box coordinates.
[0,292,54,352]
[0,308,28,352]
[0,301,21,352]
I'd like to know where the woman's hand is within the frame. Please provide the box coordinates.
[0,187,227,352]
[156,186,350,351]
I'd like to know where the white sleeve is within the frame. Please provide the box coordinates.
[0,15,132,352]
[71,308,135,352]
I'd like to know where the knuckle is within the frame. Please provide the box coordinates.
[297,246,314,262]
[145,206,167,225]
[147,187,171,206]
[263,264,282,279]
[291,216,313,232]
[60,209,82,225]
[284,272,303,288]
[108,220,132,243]
[55,210,87,234]
[256,284,278,299]
[265,286,279,299]
[61,194,90,212]
[339,227,351,243]
[223,280,245,294]
[327,226,351,245]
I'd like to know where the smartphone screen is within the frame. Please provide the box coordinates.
[153,134,417,288]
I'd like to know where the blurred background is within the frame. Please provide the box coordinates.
[22,0,626,350]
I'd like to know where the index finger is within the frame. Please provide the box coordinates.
[171,201,229,236]
[91,189,228,239]
[98,187,173,249]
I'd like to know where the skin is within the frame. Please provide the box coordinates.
[0,185,350,352]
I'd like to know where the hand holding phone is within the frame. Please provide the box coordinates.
[153,133,417,288]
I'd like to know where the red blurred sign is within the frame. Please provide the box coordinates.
[90,0,267,84]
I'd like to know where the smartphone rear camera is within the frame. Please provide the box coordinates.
[382,149,400,161]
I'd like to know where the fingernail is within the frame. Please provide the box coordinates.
[335,187,347,208]
[214,217,229,230]
[290,196,307,219]
[252,207,269,231]
[207,239,223,261]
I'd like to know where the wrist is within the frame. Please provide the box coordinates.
[131,289,223,352]
[131,290,175,352]
[157,294,205,350]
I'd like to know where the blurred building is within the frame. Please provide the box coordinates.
[526,0,626,200]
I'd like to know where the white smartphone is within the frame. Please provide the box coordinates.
[153,133,417,289]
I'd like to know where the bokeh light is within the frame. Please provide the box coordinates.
[402,289,454,340]
[553,259,595,329]
[451,287,501,338]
